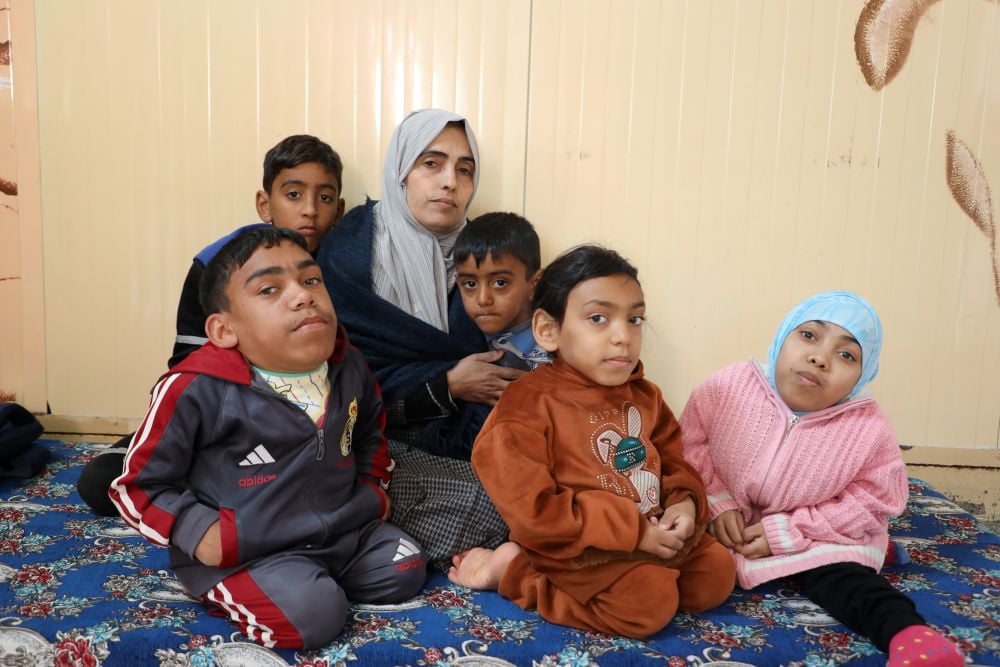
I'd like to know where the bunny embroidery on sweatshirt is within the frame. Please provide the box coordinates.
[592,403,661,513]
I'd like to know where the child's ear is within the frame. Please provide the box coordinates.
[334,198,346,225]
[532,308,560,353]
[255,190,273,223]
[205,312,239,349]
[528,268,542,295]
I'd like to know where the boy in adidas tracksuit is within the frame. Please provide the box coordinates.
[110,227,426,650]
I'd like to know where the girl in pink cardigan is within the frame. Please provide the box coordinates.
[681,291,962,667]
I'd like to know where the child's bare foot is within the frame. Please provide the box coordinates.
[450,550,471,569]
[447,542,520,590]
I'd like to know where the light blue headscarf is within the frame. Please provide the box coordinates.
[766,290,883,402]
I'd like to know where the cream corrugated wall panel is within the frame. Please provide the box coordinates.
[713,0,756,365]
[935,1,1000,447]
[757,1,805,349]
[25,0,999,444]
[876,4,945,446]
[37,1,167,419]
[691,1,730,377]
[311,0,531,211]
[884,0,1000,447]
[35,0,530,418]
[886,0,964,444]
[526,0,999,447]
[206,5,260,238]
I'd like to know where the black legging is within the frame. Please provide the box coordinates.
[794,562,925,651]
[76,434,130,517]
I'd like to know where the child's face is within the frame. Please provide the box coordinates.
[456,252,538,335]
[214,240,337,373]
[535,274,645,386]
[256,162,345,254]
[774,320,863,412]
[404,125,476,233]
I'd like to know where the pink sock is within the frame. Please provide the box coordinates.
[887,625,964,666]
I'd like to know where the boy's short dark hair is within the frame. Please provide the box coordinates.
[531,244,639,324]
[454,212,541,276]
[262,134,344,193]
[199,227,309,316]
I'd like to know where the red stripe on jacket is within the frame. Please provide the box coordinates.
[109,372,197,544]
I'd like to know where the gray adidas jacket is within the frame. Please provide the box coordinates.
[109,326,393,595]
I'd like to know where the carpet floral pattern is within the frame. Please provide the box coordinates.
[1,439,998,666]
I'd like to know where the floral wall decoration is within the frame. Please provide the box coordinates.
[946,132,999,305]
[854,0,940,91]
[855,0,998,306]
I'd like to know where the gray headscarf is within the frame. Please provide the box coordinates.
[371,108,480,332]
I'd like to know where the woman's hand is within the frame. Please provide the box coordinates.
[447,351,525,405]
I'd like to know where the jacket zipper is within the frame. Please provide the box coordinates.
[754,414,798,508]
[742,360,879,513]
[247,377,332,541]
[248,383,328,461]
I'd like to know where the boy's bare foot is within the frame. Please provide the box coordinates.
[447,542,520,590]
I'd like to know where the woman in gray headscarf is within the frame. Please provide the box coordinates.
[318,109,521,569]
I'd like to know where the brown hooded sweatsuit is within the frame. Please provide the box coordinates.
[472,358,735,638]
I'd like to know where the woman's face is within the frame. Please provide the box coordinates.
[404,124,476,233]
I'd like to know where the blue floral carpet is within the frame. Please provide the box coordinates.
[0,439,998,666]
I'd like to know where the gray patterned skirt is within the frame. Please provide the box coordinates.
[385,439,509,571]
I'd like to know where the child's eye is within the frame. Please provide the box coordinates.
[629,315,646,325]
[304,277,323,287]
[258,286,277,296]
[588,314,608,324]
[319,194,333,203]
[286,191,301,200]
[493,279,508,289]
[460,279,477,290]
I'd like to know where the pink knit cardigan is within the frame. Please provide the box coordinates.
[680,361,908,589]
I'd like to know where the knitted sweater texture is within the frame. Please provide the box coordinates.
[680,361,907,589]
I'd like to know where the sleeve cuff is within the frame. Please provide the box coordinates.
[706,490,741,519]
[403,373,457,421]
[218,508,239,568]
[171,503,221,559]
[762,513,799,555]
[360,477,390,520]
